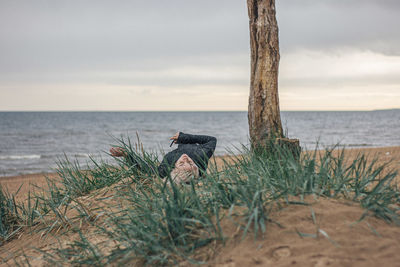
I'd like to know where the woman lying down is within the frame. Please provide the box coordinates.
[110,132,217,184]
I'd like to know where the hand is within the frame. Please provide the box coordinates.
[110,147,126,157]
[170,132,180,144]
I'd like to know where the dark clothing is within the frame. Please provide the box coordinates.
[157,132,217,178]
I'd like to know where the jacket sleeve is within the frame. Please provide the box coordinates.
[157,152,176,178]
[177,132,217,158]
[157,157,169,178]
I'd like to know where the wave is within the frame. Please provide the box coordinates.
[41,153,93,159]
[343,143,372,147]
[0,154,41,160]
[74,153,91,158]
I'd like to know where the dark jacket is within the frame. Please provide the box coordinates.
[157,132,217,178]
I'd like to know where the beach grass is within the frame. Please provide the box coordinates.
[1,137,399,266]
[0,185,22,245]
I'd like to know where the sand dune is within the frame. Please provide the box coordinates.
[206,197,400,267]
[1,146,399,266]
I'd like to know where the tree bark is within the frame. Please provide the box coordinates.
[247,0,283,146]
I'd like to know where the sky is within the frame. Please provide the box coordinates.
[0,0,399,111]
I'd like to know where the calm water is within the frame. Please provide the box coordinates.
[0,110,399,177]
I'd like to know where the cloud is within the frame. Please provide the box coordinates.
[0,0,249,74]
[277,0,400,55]
[0,0,399,110]
[2,0,399,77]
[279,50,400,87]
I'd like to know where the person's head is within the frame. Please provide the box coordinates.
[170,154,199,183]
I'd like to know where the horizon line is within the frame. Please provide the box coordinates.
[0,108,399,112]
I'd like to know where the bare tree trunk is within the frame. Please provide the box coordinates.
[247,0,283,146]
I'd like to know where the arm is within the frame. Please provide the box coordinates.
[178,132,217,158]
[157,157,170,178]
[157,152,177,178]
[177,132,216,145]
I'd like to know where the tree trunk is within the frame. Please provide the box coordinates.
[247,0,283,146]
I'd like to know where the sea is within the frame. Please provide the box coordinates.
[0,110,399,177]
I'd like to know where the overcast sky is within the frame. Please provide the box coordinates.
[0,0,399,111]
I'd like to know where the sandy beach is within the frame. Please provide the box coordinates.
[1,146,400,266]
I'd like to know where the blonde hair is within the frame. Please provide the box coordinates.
[170,165,200,184]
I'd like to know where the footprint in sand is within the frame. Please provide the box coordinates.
[313,257,335,267]
[215,258,236,267]
[272,246,292,259]
[216,262,236,267]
